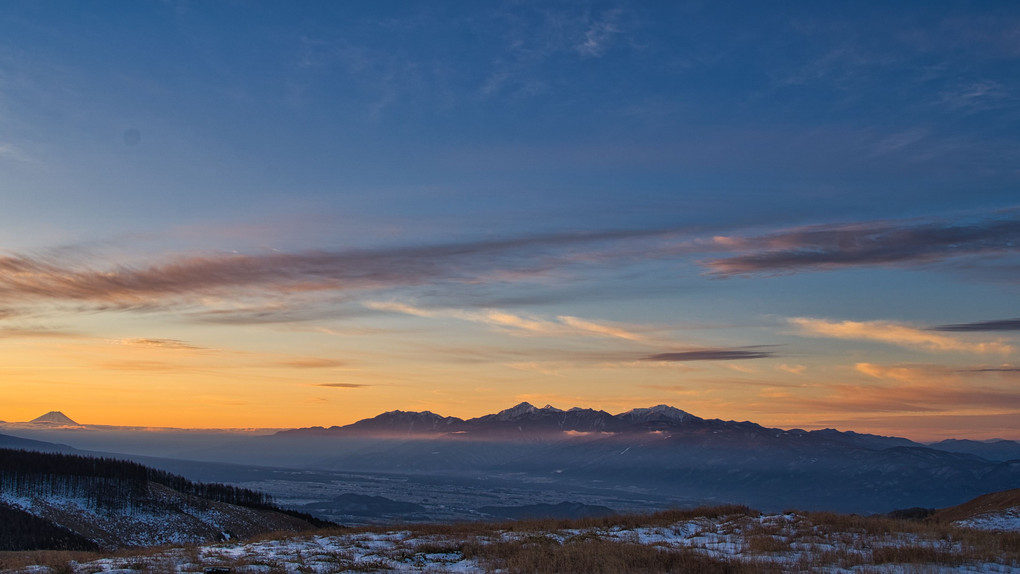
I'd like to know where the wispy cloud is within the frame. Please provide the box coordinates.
[313,382,369,388]
[789,383,1020,414]
[933,318,1020,332]
[644,348,775,362]
[98,360,186,372]
[554,316,652,343]
[118,338,203,350]
[705,214,1020,276]
[937,80,1012,112]
[778,364,807,375]
[0,229,660,313]
[575,10,623,57]
[790,317,1015,355]
[0,326,79,339]
[742,362,1020,415]
[854,362,950,383]
[0,142,35,163]
[366,300,654,343]
[959,366,1020,373]
[280,358,347,369]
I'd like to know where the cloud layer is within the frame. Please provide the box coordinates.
[2,210,1018,322]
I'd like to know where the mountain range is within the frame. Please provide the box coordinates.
[278,401,1017,457]
[270,402,1020,514]
[280,403,708,438]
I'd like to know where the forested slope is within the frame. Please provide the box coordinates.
[0,448,331,550]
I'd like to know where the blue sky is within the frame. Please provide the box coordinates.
[1,1,1019,438]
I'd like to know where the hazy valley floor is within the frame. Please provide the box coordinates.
[2,506,1018,573]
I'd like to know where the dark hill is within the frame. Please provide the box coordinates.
[0,448,333,550]
[0,432,78,453]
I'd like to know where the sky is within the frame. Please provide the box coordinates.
[1,1,1019,440]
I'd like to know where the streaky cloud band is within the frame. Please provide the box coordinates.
[644,349,775,361]
[704,213,1020,276]
[933,318,1020,332]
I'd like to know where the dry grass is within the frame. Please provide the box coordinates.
[463,537,778,574]
[932,488,1020,524]
[744,534,791,553]
[397,504,756,539]
[2,504,1018,573]
[791,510,1020,568]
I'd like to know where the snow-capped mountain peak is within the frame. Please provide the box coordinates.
[29,411,79,425]
[617,404,697,423]
[493,402,540,421]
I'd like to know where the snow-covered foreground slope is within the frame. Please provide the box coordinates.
[5,508,1017,573]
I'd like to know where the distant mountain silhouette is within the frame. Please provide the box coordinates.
[927,439,1020,462]
[0,433,78,454]
[29,411,79,425]
[303,494,426,517]
[477,501,616,520]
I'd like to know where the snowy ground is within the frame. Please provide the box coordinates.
[7,510,1016,574]
[955,507,1020,532]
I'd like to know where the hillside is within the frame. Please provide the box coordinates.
[0,449,330,550]
[2,500,1017,573]
[935,488,1020,531]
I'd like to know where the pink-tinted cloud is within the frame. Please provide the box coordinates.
[118,338,203,350]
[790,317,1014,354]
[314,382,369,388]
[280,358,347,368]
[784,382,1020,414]
[366,301,658,343]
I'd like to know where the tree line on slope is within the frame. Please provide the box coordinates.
[0,502,100,551]
[0,448,276,512]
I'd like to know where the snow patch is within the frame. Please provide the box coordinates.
[955,506,1020,531]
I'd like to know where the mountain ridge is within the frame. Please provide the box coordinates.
[275,401,921,448]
